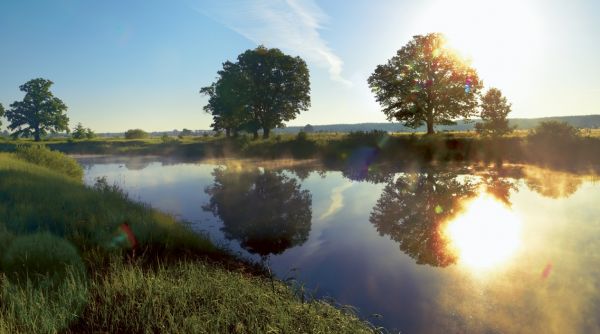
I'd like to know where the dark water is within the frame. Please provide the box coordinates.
[78,155,600,333]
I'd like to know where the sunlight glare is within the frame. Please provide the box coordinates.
[412,0,544,90]
[443,194,522,270]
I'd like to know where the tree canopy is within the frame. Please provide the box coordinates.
[6,78,69,141]
[475,88,513,136]
[201,46,311,139]
[368,33,482,134]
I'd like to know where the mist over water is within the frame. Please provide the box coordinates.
[79,156,600,333]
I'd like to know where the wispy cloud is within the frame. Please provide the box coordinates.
[193,0,350,85]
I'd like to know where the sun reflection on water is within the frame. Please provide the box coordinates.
[443,193,522,271]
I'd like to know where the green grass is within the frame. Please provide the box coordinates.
[0,152,375,333]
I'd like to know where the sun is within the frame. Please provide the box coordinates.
[442,193,522,271]
[411,0,544,90]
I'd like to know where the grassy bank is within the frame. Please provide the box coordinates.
[0,151,375,333]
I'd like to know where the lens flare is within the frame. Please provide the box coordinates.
[443,194,521,270]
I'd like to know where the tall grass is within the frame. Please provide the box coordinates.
[71,260,374,333]
[0,153,375,333]
[14,145,83,180]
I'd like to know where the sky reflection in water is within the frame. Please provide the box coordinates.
[78,156,600,333]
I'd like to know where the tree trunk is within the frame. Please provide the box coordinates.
[426,122,434,135]
[253,131,259,140]
[34,128,41,142]
[225,128,231,138]
[426,113,435,135]
[262,127,270,139]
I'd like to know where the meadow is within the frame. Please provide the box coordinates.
[0,148,375,333]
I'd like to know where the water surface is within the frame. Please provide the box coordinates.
[78,156,600,333]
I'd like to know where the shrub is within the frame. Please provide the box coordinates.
[15,145,83,180]
[296,131,308,141]
[124,129,149,139]
[160,134,178,143]
[529,121,580,144]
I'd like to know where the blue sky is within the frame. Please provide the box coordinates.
[1,0,599,132]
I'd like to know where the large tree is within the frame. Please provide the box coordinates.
[201,46,311,139]
[368,33,482,134]
[475,88,513,137]
[200,61,248,137]
[6,78,69,141]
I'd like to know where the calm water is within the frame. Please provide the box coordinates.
[78,156,600,333]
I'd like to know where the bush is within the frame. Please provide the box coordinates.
[124,129,149,139]
[15,145,83,180]
[296,131,308,141]
[160,134,178,143]
[529,121,580,144]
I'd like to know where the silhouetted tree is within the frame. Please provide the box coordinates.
[6,79,69,141]
[368,33,482,135]
[303,124,314,133]
[204,167,312,257]
[370,170,475,267]
[200,61,248,137]
[475,88,513,137]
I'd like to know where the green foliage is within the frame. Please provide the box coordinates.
[124,129,149,139]
[368,33,482,134]
[72,122,95,140]
[15,145,83,180]
[475,88,513,137]
[201,46,311,139]
[529,121,580,144]
[6,78,70,141]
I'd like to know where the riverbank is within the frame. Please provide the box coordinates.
[2,131,600,172]
[0,151,374,333]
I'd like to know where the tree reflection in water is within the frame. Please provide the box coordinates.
[370,170,477,267]
[204,167,312,257]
